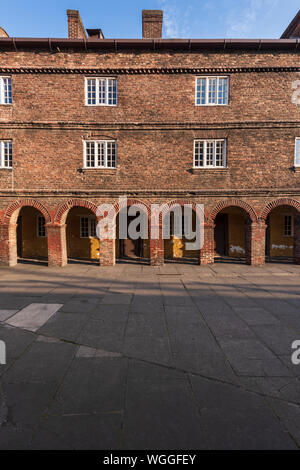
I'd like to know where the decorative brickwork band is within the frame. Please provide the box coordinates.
[0,67,299,75]
[47,224,67,267]
[245,221,267,266]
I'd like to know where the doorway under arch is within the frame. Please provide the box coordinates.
[66,206,99,264]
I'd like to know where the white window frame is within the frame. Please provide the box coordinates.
[83,140,117,169]
[195,76,229,106]
[295,138,300,167]
[193,139,227,168]
[283,214,294,237]
[0,76,12,105]
[80,216,98,238]
[85,77,118,107]
[37,216,46,238]
[0,140,13,169]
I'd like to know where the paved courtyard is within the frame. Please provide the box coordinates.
[0,261,300,450]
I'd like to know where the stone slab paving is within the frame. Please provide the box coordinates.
[0,262,299,449]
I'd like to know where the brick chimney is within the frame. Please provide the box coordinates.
[281,10,300,38]
[67,10,87,39]
[142,10,163,39]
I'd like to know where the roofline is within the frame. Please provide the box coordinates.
[0,37,299,52]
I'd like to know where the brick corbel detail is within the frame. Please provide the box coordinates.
[0,223,17,266]
[293,215,300,264]
[199,223,215,265]
[47,223,67,267]
[245,221,267,266]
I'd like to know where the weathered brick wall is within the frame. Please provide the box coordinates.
[0,128,298,191]
[0,50,299,196]
[0,47,299,266]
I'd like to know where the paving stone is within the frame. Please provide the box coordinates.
[0,324,36,375]
[77,319,126,352]
[37,312,87,342]
[38,414,122,450]
[0,310,18,322]
[234,307,280,325]
[266,398,300,447]
[6,304,63,332]
[122,378,204,450]
[59,298,99,314]
[0,425,34,450]
[252,325,299,356]
[126,314,168,337]
[1,381,57,429]
[124,336,172,366]
[190,375,297,449]
[2,341,77,384]
[49,357,127,414]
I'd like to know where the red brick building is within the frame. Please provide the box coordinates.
[0,8,299,267]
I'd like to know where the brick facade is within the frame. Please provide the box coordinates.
[0,9,299,267]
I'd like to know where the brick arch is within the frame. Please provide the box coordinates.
[161,199,207,223]
[54,199,98,224]
[3,199,52,225]
[113,198,151,218]
[260,198,300,221]
[208,199,258,223]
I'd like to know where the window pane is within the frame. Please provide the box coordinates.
[295,139,300,166]
[215,141,225,167]
[90,218,97,237]
[98,142,106,167]
[208,78,217,104]
[87,79,96,105]
[106,142,116,168]
[196,78,206,105]
[206,141,214,166]
[218,78,228,105]
[3,141,12,168]
[194,141,204,167]
[80,218,89,238]
[3,78,12,104]
[284,215,292,236]
[98,79,106,104]
[107,79,117,105]
[37,216,46,237]
[86,142,95,167]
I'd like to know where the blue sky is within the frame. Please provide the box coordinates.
[1,0,299,39]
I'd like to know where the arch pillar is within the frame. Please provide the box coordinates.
[150,222,164,266]
[0,223,17,266]
[47,223,67,267]
[199,223,215,265]
[293,215,300,265]
[99,238,116,266]
[245,221,267,266]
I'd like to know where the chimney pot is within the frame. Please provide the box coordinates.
[142,10,163,39]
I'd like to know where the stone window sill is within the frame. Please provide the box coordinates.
[79,167,117,174]
[189,167,229,174]
[292,166,300,173]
